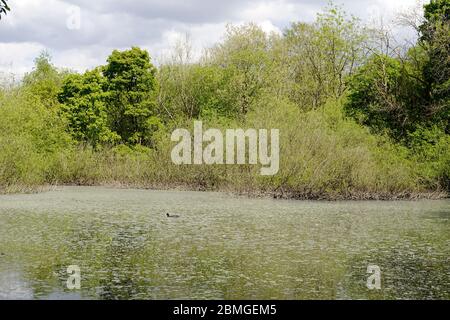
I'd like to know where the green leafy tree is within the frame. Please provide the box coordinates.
[283,3,365,108]
[23,52,69,108]
[420,0,450,130]
[158,63,225,119]
[208,24,273,116]
[344,54,428,138]
[103,47,160,145]
[58,68,120,146]
[157,30,268,120]
[345,0,449,138]
[420,0,450,42]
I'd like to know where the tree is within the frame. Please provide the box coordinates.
[58,68,120,146]
[283,3,366,108]
[344,54,428,138]
[208,24,273,116]
[158,63,225,119]
[420,0,450,42]
[23,52,69,108]
[103,47,160,145]
[157,37,226,120]
[0,0,10,20]
[420,0,450,131]
[345,0,449,139]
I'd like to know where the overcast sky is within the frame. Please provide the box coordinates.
[0,0,424,76]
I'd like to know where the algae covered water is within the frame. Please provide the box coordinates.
[0,187,448,300]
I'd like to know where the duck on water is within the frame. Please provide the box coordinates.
[166,213,180,218]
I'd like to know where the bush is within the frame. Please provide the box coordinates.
[0,89,72,191]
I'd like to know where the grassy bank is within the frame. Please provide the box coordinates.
[1,3,449,199]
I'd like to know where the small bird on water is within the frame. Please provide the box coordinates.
[166,213,180,218]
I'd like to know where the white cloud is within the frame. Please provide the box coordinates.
[0,0,423,76]
[239,0,318,25]
[0,42,46,75]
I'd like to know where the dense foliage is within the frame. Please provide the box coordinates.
[58,68,118,146]
[0,1,448,197]
[58,47,160,146]
[345,0,449,138]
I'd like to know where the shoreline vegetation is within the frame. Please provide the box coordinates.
[1,2,449,200]
[11,184,448,201]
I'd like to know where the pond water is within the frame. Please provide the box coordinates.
[0,187,448,300]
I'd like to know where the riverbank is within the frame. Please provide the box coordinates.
[1,1,449,206]
[1,93,448,199]
[2,182,447,201]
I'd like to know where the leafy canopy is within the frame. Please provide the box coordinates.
[103,47,160,145]
[58,68,120,146]
[58,47,160,147]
